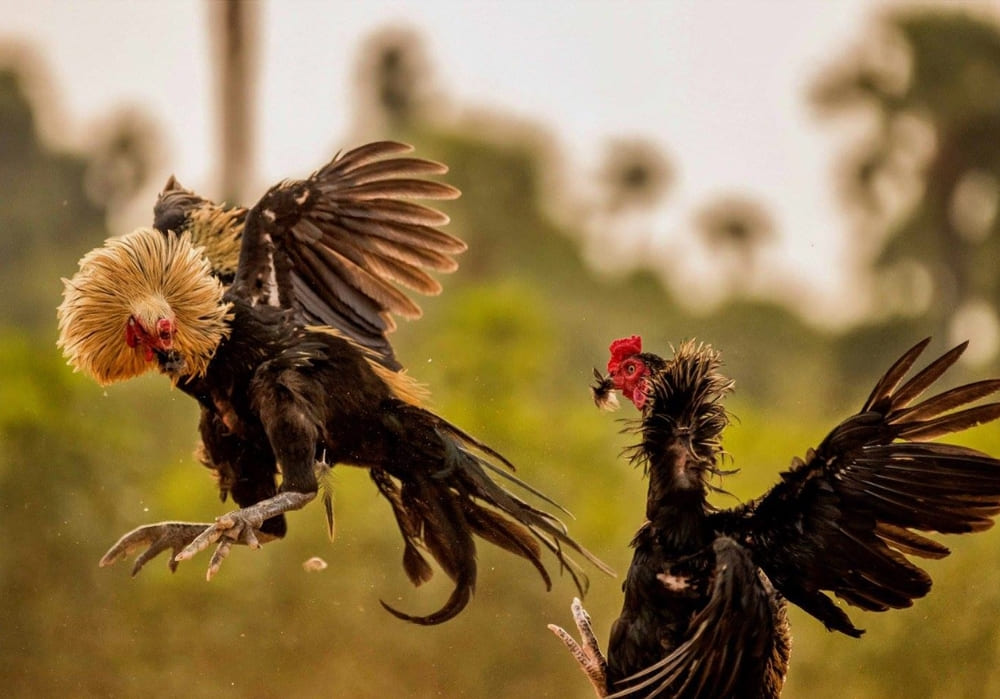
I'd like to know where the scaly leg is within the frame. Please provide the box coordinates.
[101,490,315,580]
[548,597,609,697]
[173,491,316,578]
[100,522,220,576]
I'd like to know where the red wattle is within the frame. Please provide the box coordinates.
[622,378,648,410]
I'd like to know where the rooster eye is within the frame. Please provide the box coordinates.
[626,364,637,375]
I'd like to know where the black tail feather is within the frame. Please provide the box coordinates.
[370,406,612,625]
[380,582,474,626]
[375,468,478,626]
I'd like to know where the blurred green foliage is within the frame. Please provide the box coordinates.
[4,6,1000,698]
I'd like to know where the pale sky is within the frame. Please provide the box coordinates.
[3,0,961,324]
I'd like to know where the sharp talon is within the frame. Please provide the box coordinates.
[551,599,609,697]
[102,493,314,580]
[207,536,235,580]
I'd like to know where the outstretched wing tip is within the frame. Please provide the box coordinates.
[744,337,1000,636]
[237,141,465,364]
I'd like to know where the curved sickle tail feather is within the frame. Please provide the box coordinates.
[372,468,478,626]
[372,407,613,625]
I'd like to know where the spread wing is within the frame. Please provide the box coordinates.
[718,338,1000,637]
[232,141,463,367]
[609,538,786,699]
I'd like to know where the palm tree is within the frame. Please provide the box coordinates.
[694,193,775,294]
[597,137,673,214]
[210,0,258,204]
[352,26,435,136]
[813,9,1000,360]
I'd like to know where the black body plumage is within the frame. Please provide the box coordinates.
[553,337,1000,698]
[172,296,598,623]
[61,142,609,624]
[605,343,788,697]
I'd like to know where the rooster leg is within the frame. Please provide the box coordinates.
[173,490,316,579]
[548,597,609,697]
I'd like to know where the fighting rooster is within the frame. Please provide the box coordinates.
[550,335,1000,697]
[58,142,609,624]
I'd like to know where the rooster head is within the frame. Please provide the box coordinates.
[125,301,177,362]
[58,227,231,385]
[592,335,659,411]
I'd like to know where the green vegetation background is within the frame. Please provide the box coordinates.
[5,8,1000,698]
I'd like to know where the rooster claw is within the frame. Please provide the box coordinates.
[101,492,314,580]
[174,510,266,580]
[548,597,608,697]
[99,521,213,576]
[175,491,314,579]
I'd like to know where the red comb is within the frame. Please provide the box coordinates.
[608,335,642,374]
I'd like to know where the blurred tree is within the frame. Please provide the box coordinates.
[210,0,258,204]
[575,136,674,274]
[0,67,38,162]
[693,193,775,294]
[597,137,673,214]
[813,9,1000,361]
[83,107,160,215]
[352,26,436,137]
[0,58,105,329]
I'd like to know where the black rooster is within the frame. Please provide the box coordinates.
[58,141,608,624]
[550,335,1000,697]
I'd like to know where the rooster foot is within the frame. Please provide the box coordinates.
[548,597,608,697]
[100,491,315,580]
[99,521,215,576]
[172,490,316,579]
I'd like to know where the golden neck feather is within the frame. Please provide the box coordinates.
[188,205,244,276]
[58,228,232,385]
